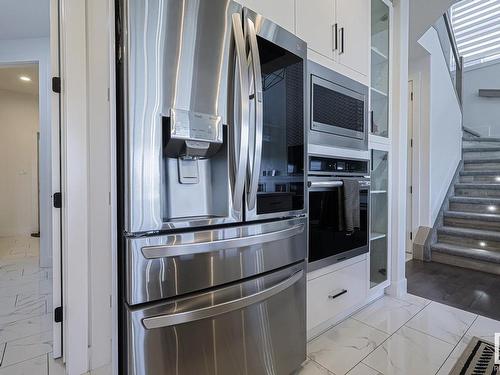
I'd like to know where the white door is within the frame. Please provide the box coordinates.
[238,0,295,32]
[296,0,336,59]
[406,81,414,257]
[50,0,63,358]
[336,0,370,77]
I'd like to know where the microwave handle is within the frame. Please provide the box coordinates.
[228,13,250,212]
[245,17,263,211]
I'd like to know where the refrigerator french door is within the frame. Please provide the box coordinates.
[117,1,307,374]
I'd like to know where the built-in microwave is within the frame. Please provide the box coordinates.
[308,61,369,150]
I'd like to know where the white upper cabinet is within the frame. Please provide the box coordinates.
[239,0,295,33]
[336,0,370,77]
[296,0,336,59]
[295,0,370,83]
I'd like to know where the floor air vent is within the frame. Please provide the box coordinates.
[449,337,499,375]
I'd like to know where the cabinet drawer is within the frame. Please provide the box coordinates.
[307,260,367,331]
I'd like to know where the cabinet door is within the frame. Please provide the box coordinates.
[370,149,389,288]
[336,0,370,76]
[296,0,336,59]
[239,0,295,33]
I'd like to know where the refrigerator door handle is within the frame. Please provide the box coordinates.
[245,17,263,211]
[142,269,304,329]
[229,13,250,212]
[141,223,305,259]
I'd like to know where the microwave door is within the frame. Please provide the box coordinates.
[243,8,307,222]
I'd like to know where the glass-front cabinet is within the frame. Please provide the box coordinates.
[370,0,390,138]
[370,150,389,288]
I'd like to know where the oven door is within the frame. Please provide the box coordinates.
[126,263,306,375]
[308,178,370,271]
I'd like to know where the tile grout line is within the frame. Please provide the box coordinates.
[433,314,479,375]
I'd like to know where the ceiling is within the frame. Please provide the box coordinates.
[0,65,39,96]
[409,0,460,60]
[0,0,50,40]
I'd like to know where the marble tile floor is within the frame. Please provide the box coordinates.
[0,236,63,375]
[298,294,500,375]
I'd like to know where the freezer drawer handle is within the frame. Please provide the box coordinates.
[328,289,348,300]
[142,269,304,329]
[141,224,305,259]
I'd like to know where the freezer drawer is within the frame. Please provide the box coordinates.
[126,263,306,375]
[126,217,307,305]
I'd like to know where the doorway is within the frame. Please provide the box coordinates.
[0,0,63,371]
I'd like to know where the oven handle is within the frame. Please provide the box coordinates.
[141,223,305,259]
[308,180,371,188]
[142,270,304,329]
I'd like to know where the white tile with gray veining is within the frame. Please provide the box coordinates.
[307,318,389,375]
[362,326,454,375]
[405,301,477,345]
[353,296,422,334]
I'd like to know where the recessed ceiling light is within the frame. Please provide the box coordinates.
[479,241,486,247]
[19,76,31,82]
[496,176,500,182]
[488,205,497,212]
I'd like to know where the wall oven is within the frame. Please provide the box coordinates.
[308,61,369,150]
[308,155,370,271]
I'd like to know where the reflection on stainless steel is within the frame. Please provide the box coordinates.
[127,263,306,375]
[126,217,307,305]
[309,180,371,188]
[125,0,242,232]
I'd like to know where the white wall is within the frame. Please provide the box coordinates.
[0,90,39,236]
[409,27,462,228]
[0,37,52,267]
[462,61,500,136]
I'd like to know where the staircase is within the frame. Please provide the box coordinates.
[431,136,500,275]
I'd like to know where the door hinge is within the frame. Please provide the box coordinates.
[410,186,413,194]
[53,192,62,208]
[52,77,61,93]
[54,306,63,323]
[410,91,414,101]
[410,138,413,147]
[410,232,413,240]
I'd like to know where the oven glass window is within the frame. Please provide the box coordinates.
[312,83,365,133]
[308,187,368,263]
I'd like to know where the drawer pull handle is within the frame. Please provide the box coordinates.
[328,289,348,300]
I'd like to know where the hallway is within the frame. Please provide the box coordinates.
[0,236,63,374]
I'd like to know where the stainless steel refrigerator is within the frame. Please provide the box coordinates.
[116,1,307,374]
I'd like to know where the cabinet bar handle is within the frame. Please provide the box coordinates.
[328,289,348,300]
[333,23,338,51]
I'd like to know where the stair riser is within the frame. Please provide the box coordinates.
[463,141,500,147]
[464,151,500,159]
[460,175,500,183]
[432,253,500,276]
[438,234,500,251]
[464,162,500,171]
[444,216,500,230]
[455,188,500,197]
[449,202,500,213]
